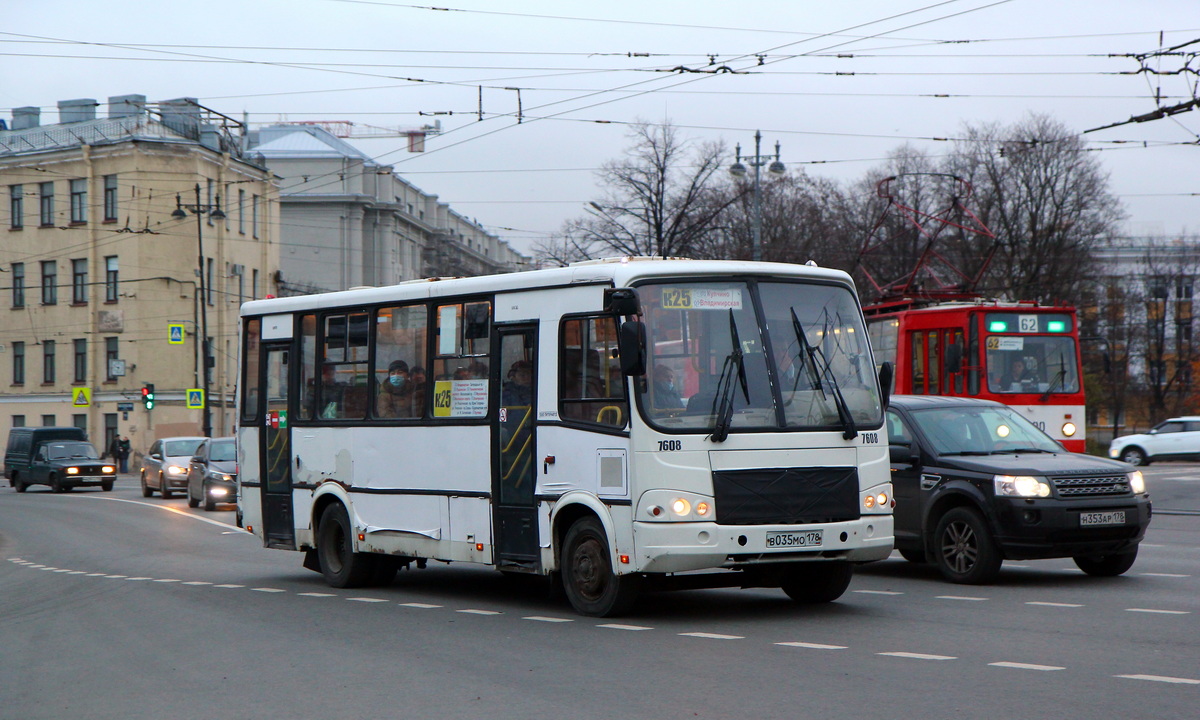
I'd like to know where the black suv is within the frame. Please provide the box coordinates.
[887,396,1151,583]
[13,440,116,493]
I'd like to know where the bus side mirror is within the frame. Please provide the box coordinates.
[878,361,894,408]
[605,288,640,317]
[618,320,647,377]
[946,343,963,374]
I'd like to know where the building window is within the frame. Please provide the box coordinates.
[12,341,24,385]
[43,340,55,384]
[12,263,24,308]
[72,258,88,304]
[103,175,118,221]
[238,189,245,234]
[105,337,119,381]
[105,256,118,302]
[252,194,260,239]
[252,268,259,300]
[41,261,57,305]
[41,415,55,427]
[70,179,87,224]
[12,414,25,429]
[206,257,214,305]
[72,414,87,432]
[9,184,22,229]
[206,179,215,226]
[39,182,54,227]
[73,339,87,383]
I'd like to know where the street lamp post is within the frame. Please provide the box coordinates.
[729,130,786,262]
[172,184,225,438]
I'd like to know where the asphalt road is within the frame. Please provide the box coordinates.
[1,464,1196,720]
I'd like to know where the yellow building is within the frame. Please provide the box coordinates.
[0,95,279,461]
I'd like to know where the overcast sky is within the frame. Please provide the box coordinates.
[5,0,1198,256]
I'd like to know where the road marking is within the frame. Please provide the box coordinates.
[457,609,502,615]
[524,616,574,623]
[680,632,744,640]
[598,624,653,631]
[990,662,1065,671]
[347,597,388,603]
[879,652,957,661]
[776,642,848,650]
[126,577,152,581]
[936,595,988,601]
[399,602,442,609]
[1027,601,1084,608]
[104,574,127,579]
[183,581,213,586]
[83,495,246,531]
[1126,608,1190,615]
[153,578,181,583]
[213,584,244,589]
[252,587,287,593]
[298,592,335,597]
[1139,543,1165,548]
[1116,674,1200,685]
[1140,572,1190,578]
[53,568,72,573]
[853,590,903,595]
[86,573,106,577]
[66,570,87,575]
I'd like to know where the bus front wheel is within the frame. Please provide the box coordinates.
[780,562,853,603]
[561,517,640,617]
[317,503,375,588]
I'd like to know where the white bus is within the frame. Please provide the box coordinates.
[236,258,894,616]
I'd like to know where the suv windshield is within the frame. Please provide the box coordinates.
[47,442,99,460]
[637,279,883,434]
[910,404,1063,455]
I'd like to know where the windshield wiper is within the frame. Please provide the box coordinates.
[710,310,749,443]
[992,447,1056,454]
[793,311,857,440]
[789,308,826,396]
[939,451,994,456]
[1040,353,1067,401]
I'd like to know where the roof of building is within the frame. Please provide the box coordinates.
[252,125,374,162]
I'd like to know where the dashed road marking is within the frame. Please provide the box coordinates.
[213,584,244,589]
[879,652,957,661]
[252,587,287,593]
[1126,608,1190,615]
[936,595,988,601]
[598,623,652,631]
[680,632,743,640]
[153,578,181,583]
[399,602,442,609]
[853,590,903,595]
[776,642,847,650]
[990,661,1064,671]
[1140,572,1190,578]
[183,581,212,586]
[298,592,335,597]
[1116,674,1200,685]
[347,597,388,603]
[524,616,574,623]
[1027,601,1084,608]
[458,608,502,615]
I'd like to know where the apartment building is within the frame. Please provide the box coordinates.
[0,95,279,458]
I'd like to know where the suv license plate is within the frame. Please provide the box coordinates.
[766,530,823,548]
[1080,511,1126,527]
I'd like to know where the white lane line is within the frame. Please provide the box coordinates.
[936,595,988,601]
[990,662,1065,671]
[457,609,502,615]
[347,597,388,603]
[183,581,213,586]
[83,495,247,531]
[104,574,127,579]
[598,624,653,631]
[1027,601,1084,608]
[252,587,287,593]
[53,569,72,573]
[213,584,244,589]
[153,578,181,583]
[879,652,957,661]
[399,602,442,609]
[1139,543,1165,548]
[524,616,574,623]
[853,590,903,595]
[86,573,106,577]
[1126,608,1191,615]
[1140,572,1190,578]
[66,571,87,575]
[298,592,335,597]
[126,577,152,581]
[776,642,848,650]
[1116,674,1200,685]
[680,632,744,640]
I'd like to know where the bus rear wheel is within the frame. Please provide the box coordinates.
[561,517,640,617]
[317,503,375,588]
[780,562,853,603]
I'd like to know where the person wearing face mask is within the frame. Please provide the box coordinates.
[377,359,416,418]
[652,364,684,411]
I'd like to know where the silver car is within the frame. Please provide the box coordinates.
[141,436,205,498]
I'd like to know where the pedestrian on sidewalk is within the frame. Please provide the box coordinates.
[116,436,131,474]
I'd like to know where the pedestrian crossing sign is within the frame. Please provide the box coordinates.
[168,323,186,344]
[71,387,91,407]
[187,388,205,409]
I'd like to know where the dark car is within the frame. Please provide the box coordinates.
[6,426,89,488]
[887,396,1151,584]
[186,437,238,511]
[13,440,116,493]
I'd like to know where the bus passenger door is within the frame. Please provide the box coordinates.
[492,325,539,571]
[260,344,295,549]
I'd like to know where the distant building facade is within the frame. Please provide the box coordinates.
[0,95,279,457]
[247,124,527,295]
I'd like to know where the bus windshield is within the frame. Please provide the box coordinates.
[986,335,1079,395]
[638,279,883,433]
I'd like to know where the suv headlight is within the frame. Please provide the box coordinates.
[1128,470,1146,494]
[994,474,1051,498]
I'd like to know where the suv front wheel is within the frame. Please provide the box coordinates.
[933,507,1002,584]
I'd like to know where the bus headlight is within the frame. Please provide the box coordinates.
[995,474,1051,498]
[639,491,715,522]
[1062,422,1077,437]
[861,486,891,512]
[1128,471,1146,494]
[671,498,691,517]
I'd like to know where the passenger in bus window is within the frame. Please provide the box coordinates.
[502,360,533,407]
[651,365,684,411]
[377,360,416,418]
[307,364,346,419]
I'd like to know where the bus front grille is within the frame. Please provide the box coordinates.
[712,467,860,526]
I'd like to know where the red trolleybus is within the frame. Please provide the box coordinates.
[866,299,1085,452]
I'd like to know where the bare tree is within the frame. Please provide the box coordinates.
[569,121,732,259]
[1139,244,1200,418]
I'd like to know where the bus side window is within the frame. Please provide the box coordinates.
[560,315,627,428]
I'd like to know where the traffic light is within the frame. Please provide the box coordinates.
[141,383,155,410]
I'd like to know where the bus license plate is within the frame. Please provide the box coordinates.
[766,530,823,548]
[1080,511,1125,527]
